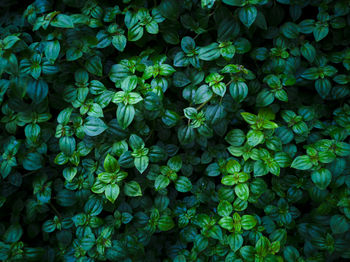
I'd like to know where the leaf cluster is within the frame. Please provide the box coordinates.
[0,0,350,261]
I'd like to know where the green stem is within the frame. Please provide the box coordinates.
[196,100,210,111]
[49,202,62,219]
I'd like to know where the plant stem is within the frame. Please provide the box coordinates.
[49,202,62,219]
[196,100,210,111]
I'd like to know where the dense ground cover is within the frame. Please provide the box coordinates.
[0,0,350,261]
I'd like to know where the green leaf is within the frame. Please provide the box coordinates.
[241,112,257,124]
[275,90,288,102]
[247,130,264,147]
[184,107,197,119]
[117,104,135,129]
[212,82,226,97]
[155,175,170,190]
[335,142,350,156]
[121,76,138,92]
[206,163,221,177]
[291,155,313,170]
[83,116,108,136]
[105,184,120,203]
[4,224,23,243]
[134,156,148,174]
[330,215,349,234]
[256,89,274,107]
[198,43,220,61]
[225,129,246,146]
[281,22,299,39]
[313,24,329,42]
[112,35,127,52]
[27,79,48,103]
[85,56,103,76]
[218,200,233,217]
[158,215,175,231]
[256,236,270,257]
[63,167,77,181]
[174,52,189,67]
[66,47,82,61]
[87,103,103,117]
[221,175,236,186]
[263,120,278,129]
[228,233,243,252]
[129,134,145,150]
[194,235,208,253]
[301,68,319,80]
[241,215,257,230]
[240,246,255,261]
[128,24,144,41]
[3,35,20,49]
[45,40,60,63]
[104,154,119,173]
[222,0,244,6]
[98,172,114,184]
[207,225,223,240]
[300,42,316,63]
[239,6,257,28]
[178,125,195,144]
[109,63,131,83]
[311,168,331,190]
[160,64,176,76]
[146,20,159,34]
[284,246,300,262]
[201,0,216,8]
[92,179,106,193]
[254,160,269,177]
[23,152,43,171]
[42,220,56,233]
[124,181,142,196]
[158,0,180,20]
[318,151,336,163]
[167,156,182,172]
[220,44,236,59]
[122,92,142,105]
[315,78,331,99]
[229,81,248,103]
[50,14,74,28]
[226,159,241,173]
[235,183,249,200]
[219,216,234,230]
[181,36,196,53]
[194,85,213,104]
[175,176,192,192]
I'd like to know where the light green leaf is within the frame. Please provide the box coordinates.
[291,155,313,170]
[134,156,149,174]
[105,184,120,203]
[155,175,170,190]
[104,154,119,173]
[241,215,257,230]
[235,183,249,200]
[175,176,192,192]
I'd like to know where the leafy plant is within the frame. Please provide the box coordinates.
[0,0,350,261]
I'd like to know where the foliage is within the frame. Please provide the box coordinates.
[0,0,350,261]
